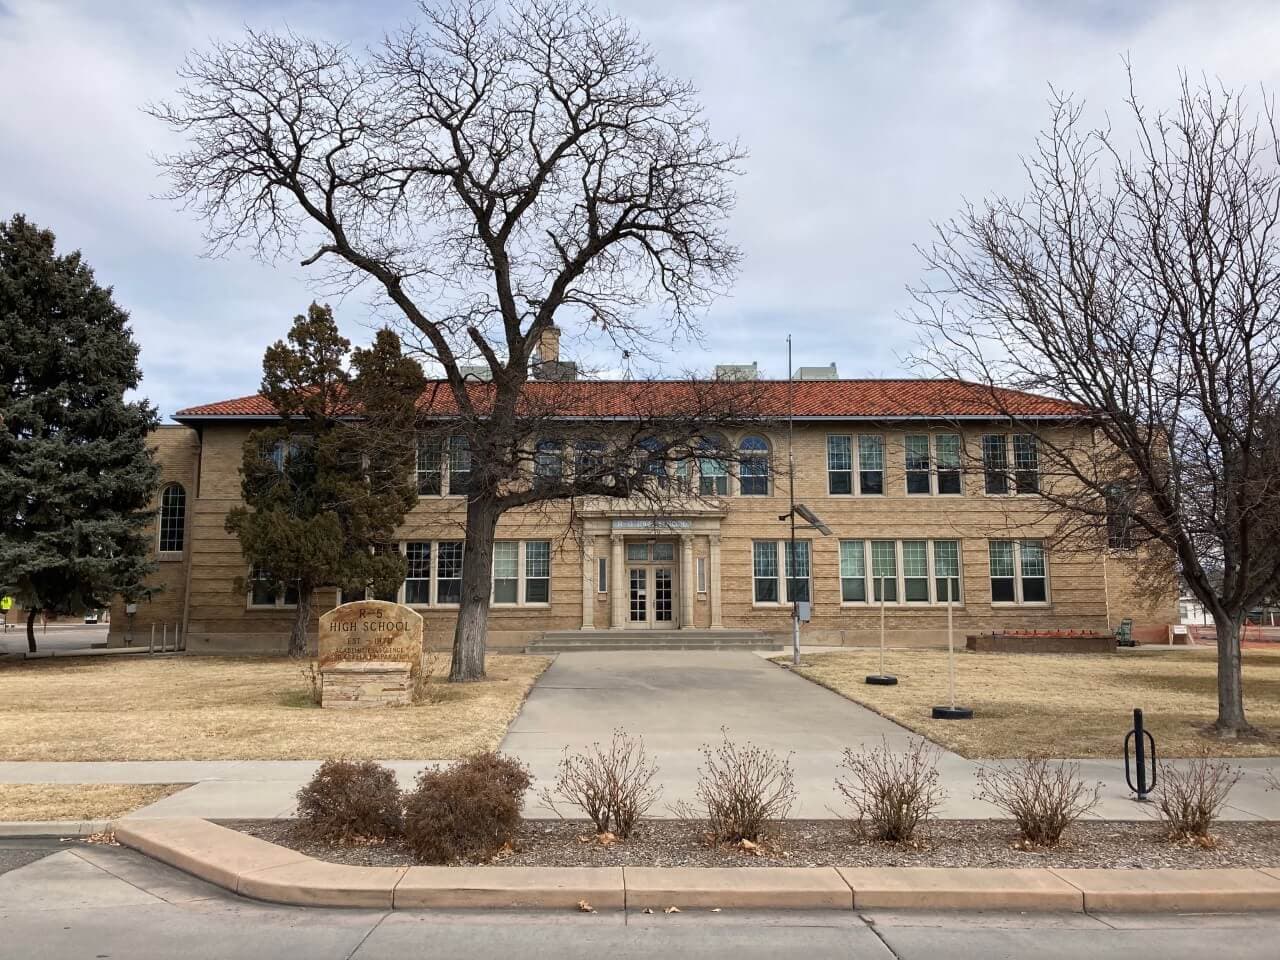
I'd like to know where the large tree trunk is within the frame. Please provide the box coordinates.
[1213,613,1249,736]
[450,497,499,682]
[289,586,313,658]
[26,607,36,654]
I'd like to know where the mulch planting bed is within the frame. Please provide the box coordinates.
[227,818,1280,870]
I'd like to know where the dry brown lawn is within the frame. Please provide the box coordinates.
[0,783,186,821]
[0,654,549,761]
[782,647,1280,759]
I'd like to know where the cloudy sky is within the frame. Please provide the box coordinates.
[4,0,1280,420]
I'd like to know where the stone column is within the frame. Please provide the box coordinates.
[581,536,595,629]
[680,534,695,629]
[610,534,625,629]
[709,533,724,628]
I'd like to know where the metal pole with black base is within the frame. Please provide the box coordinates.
[866,574,898,686]
[932,577,972,720]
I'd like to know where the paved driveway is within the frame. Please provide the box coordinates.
[502,651,961,818]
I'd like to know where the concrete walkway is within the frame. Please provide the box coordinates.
[1,651,1278,822]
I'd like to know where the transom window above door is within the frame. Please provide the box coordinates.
[626,541,675,562]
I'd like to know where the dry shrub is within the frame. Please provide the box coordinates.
[539,728,661,838]
[403,752,531,863]
[693,728,796,843]
[294,759,402,843]
[1155,754,1242,841]
[975,757,1101,847]
[299,660,323,706]
[835,737,946,842]
[411,648,443,704]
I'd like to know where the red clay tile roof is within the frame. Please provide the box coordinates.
[173,379,1085,421]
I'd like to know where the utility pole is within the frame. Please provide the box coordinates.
[788,335,799,666]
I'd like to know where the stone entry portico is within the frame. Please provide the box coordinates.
[578,509,726,632]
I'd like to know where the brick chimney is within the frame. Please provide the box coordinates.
[534,325,561,364]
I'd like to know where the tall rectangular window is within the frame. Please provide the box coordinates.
[752,541,778,603]
[699,457,728,496]
[902,540,929,602]
[492,542,519,604]
[871,540,897,601]
[933,540,961,604]
[988,540,1016,602]
[839,539,867,602]
[448,437,472,496]
[1106,485,1134,549]
[696,556,707,594]
[597,556,608,594]
[935,434,962,494]
[784,541,811,603]
[858,435,884,495]
[827,435,853,494]
[1013,435,1039,494]
[249,563,277,607]
[525,540,551,603]
[416,436,442,496]
[1019,540,1047,602]
[404,542,431,605]
[436,541,464,604]
[982,435,1009,494]
[905,435,931,495]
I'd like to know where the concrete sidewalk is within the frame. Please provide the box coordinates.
[1,651,1277,822]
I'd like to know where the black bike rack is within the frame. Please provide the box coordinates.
[1124,707,1157,801]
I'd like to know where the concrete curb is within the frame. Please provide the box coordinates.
[112,818,1280,913]
[0,820,111,837]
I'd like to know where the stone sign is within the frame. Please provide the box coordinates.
[318,600,424,672]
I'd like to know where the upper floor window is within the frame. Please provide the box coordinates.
[989,539,1048,604]
[982,434,1009,494]
[416,436,442,496]
[448,436,472,496]
[157,483,186,555]
[858,435,884,495]
[827,435,853,494]
[638,436,670,488]
[904,433,964,496]
[1013,435,1040,494]
[904,436,931,494]
[698,436,729,496]
[575,440,604,480]
[983,434,1039,495]
[534,439,564,485]
[739,436,771,496]
[936,434,963,494]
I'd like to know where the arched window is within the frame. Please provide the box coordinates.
[158,483,186,554]
[739,435,771,496]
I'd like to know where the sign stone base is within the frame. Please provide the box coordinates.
[321,660,413,709]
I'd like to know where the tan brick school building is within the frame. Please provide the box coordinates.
[109,377,1177,654]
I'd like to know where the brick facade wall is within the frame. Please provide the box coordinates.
[129,420,1179,654]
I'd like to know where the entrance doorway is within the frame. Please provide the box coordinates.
[625,540,678,628]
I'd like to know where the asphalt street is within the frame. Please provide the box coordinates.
[1,839,1278,960]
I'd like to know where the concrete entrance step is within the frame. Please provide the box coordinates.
[526,629,782,653]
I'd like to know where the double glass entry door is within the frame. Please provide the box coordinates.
[625,540,676,628]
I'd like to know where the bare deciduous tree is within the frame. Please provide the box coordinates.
[911,68,1280,736]
[150,0,750,680]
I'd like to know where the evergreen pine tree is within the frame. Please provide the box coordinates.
[0,215,160,653]
[225,305,424,656]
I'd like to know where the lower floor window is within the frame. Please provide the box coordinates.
[989,539,1049,604]
[492,540,552,605]
[842,539,962,605]
[752,540,811,604]
[247,563,299,608]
